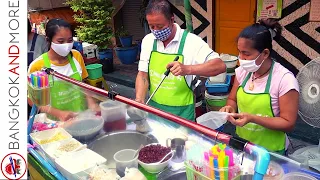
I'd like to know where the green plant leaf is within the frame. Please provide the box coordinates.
[66,0,115,49]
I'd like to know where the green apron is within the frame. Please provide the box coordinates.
[43,53,87,117]
[148,30,195,121]
[236,61,286,153]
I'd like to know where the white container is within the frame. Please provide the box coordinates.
[209,71,227,83]
[113,149,138,177]
[30,128,72,146]
[41,138,86,162]
[220,53,238,69]
[55,149,107,180]
[99,100,127,122]
[82,42,97,58]
[138,143,173,173]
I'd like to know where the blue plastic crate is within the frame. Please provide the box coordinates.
[205,75,231,93]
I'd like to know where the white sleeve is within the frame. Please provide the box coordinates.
[194,37,220,64]
[138,34,154,72]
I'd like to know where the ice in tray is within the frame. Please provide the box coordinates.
[55,149,107,180]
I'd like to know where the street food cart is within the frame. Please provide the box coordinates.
[27,68,320,180]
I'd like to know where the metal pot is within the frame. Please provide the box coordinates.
[88,130,158,168]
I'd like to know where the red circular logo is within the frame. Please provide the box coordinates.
[1,153,27,180]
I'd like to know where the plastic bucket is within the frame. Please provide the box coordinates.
[114,45,138,64]
[98,49,113,60]
[119,36,133,47]
[86,64,103,80]
[205,90,228,111]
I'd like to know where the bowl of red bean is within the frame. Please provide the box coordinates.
[137,143,173,173]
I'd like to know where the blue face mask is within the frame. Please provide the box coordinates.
[151,26,172,41]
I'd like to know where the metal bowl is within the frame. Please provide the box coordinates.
[88,130,158,168]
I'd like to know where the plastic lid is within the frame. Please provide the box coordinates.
[99,100,125,110]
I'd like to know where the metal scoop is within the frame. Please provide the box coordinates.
[127,56,180,121]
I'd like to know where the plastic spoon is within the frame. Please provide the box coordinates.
[133,144,144,159]
[148,150,175,165]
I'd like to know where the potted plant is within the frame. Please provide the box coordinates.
[116,26,133,48]
[65,0,115,61]
[114,26,138,64]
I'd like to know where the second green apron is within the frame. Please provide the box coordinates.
[43,53,87,117]
[236,61,286,153]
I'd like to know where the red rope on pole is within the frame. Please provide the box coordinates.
[50,70,231,143]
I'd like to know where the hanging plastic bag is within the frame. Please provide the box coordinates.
[127,106,151,133]
[196,111,229,131]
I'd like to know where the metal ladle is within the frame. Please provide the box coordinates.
[127,56,180,121]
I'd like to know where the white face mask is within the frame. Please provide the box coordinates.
[51,42,73,57]
[239,53,264,72]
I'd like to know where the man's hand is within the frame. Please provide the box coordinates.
[135,98,145,104]
[227,113,254,127]
[166,61,191,76]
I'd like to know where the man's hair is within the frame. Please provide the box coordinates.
[145,0,173,20]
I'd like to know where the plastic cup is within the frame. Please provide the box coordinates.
[113,149,138,177]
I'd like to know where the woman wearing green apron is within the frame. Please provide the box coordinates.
[220,19,299,154]
[135,0,226,121]
[28,19,98,122]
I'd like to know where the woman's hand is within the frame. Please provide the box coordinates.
[219,105,236,113]
[227,113,254,127]
[58,111,77,121]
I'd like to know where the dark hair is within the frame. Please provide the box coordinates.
[28,18,31,33]
[145,0,173,20]
[238,18,282,53]
[45,18,72,43]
